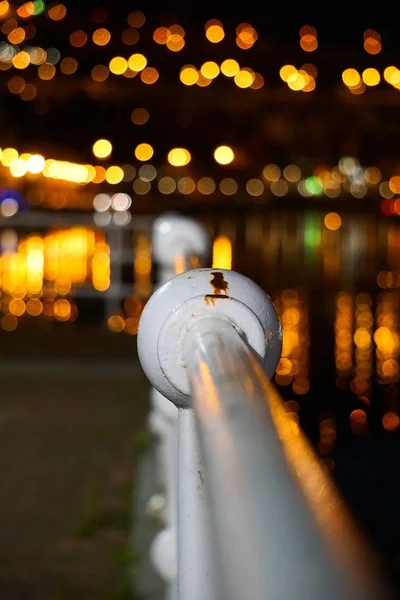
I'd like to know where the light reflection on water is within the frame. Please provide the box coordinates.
[2,210,400,441]
[208,211,400,451]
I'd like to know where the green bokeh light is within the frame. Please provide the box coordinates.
[305,175,323,196]
[33,0,46,16]
[304,213,322,249]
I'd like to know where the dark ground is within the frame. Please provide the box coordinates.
[0,326,149,600]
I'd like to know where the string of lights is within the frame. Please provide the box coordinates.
[0,4,398,214]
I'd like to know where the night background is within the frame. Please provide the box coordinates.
[1,1,400,598]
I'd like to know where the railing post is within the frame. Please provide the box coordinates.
[138,267,390,600]
[138,267,281,600]
[147,213,210,596]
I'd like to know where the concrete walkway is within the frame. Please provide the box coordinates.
[0,328,149,600]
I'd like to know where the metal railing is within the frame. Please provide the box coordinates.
[138,214,390,600]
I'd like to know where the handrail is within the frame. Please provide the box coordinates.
[138,266,391,600]
[185,317,386,600]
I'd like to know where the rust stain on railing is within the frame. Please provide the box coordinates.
[204,271,230,305]
[210,271,229,295]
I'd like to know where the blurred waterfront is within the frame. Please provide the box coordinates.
[2,2,400,596]
[4,207,400,431]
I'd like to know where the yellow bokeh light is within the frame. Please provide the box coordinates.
[284,165,301,182]
[135,143,154,161]
[93,139,112,159]
[219,178,238,195]
[206,24,224,43]
[302,76,315,92]
[214,145,234,165]
[54,299,71,321]
[167,148,191,167]
[48,4,67,21]
[26,298,43,316]
[342,68,361,87]
[246,178,265,196]
[29,48,47,66]
[38,64,56,80]
[300,35,318,52]
[170,24,185,37]
[10,158,28,178]
[128,53,147,71]
[27,154,45,174]
[234,69,254,88]
[354,328,372,350]
[17,2,34,17]
[324,212,342,231]
[8,27,25,44]
[91,64,109,82]
[108,315,125,332]
[280,65,297,81]
[263,164,281,181]
[365,166,381,184]
[237,23,258,44]
[93,166,106,183]
[197,177,216,194]
[140,67,159,84]
[12,51,30,70]
[166,37,184,52]
[384,66,400,85]
[178,177,196,194]
[0,1,9,17]
[221,59,240,77]
[236,35,254,49]
[364,37,381,55]
[105,166,124,184]
[349,82,365,95]
[277,358,292,375]
[109,56,128,75]
[180,65,199,86]
[213,236,232,270]
[8,76,25,94]
[153,27,169,44]
[9,298,25,317]
[196,73,212,87]
[200,61,220,80]
[287,70,307,91]
[362,67,380,86]
[60,57,78,75]
[2,148,18,166]
[389,176,400,194]
[382,359,399,377]
[382,412,400,432]
[93,28,111,46]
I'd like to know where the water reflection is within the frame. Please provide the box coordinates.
[4,211,400,440]
[274,289,309,395]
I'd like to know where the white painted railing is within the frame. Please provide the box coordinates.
[145,212,210,596]
[138,214,389,600]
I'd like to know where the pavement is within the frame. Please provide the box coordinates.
[0,326,150,600]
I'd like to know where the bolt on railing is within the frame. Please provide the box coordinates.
[139,221,390,600]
